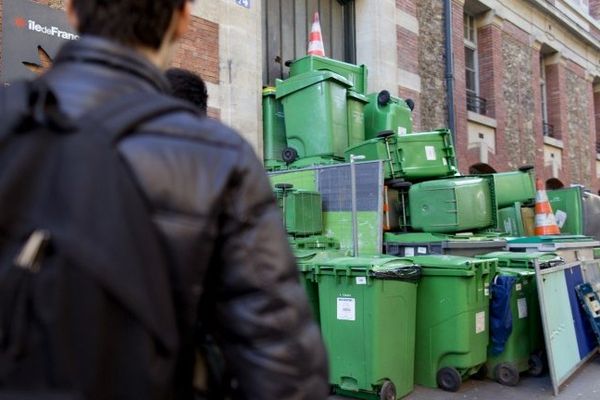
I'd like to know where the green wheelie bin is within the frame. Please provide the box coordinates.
[315,256,421,400]
[411,255,495,392]
[262,87,287,171]
[364,90,413,139]
[484,267,539,386]
[477,251,565,382]
[276,71,352,164]
[288,55,369,95]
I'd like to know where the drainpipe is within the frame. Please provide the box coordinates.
[444,0,457,153]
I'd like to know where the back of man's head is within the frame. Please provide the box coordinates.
[166,68,208,115]
[69,0,188,50]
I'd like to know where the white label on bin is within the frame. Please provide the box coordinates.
[443,158,448,166]
[337,297,356,321]
[555,210,567,229]
[356,277,367,285]
[425,146,437,161]
[417,247,428,254]
[475,311,486,334]
[405,247,415,257]
[515,283,522,292]
[518,298,528,319]
[484,288,490,297]
[397,126,407,136]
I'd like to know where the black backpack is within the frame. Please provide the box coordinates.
[0,80,197,399]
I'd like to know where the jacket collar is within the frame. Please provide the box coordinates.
[53,36,172,94]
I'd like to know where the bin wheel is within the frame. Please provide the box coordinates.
[282,147,298,164]
[436,367,462,392]
[528,353,545,377]
[386,179,412,190]
[405,98,415,112]
[471,364,488,380]
[379,380,396,400]
[274,183,294,191]
[494,363,520,386]
[377,90,391,107]
[377,130,395,139]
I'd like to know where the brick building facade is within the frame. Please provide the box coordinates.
[2,0,600,191]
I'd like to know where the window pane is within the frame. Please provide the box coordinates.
[466,70,477,92]
[465,47,476,70]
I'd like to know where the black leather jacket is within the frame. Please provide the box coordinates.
[43,37,328,399]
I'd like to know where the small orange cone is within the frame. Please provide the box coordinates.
[534,178,561,236]
[308,12,325,57]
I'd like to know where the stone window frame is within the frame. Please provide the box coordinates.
[464,12,482,113]
[540,53,551,134]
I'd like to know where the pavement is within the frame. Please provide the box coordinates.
[330,354,600,400]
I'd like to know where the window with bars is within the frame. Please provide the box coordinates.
[262,0,356,86]
[464,13,486,115]
[540,54,554,137]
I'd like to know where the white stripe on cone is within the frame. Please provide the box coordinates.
[308,12,325,56]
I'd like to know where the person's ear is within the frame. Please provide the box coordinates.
[173,1,192,41]
[65,0,80,31]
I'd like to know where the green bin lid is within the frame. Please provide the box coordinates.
[495,267,535,277]
[507,235,594,244]
[384,232,506,244]
[478,251,562,268]
[347,90,369,103]
[410,255,478,270]
[276,71,352,99]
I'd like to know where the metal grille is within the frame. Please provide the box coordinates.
[467,92,487,115]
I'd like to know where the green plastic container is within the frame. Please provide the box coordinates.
[347,91,369,148]
[409,177,495,233]
[275,188,323,236]
[477,251,562,270]
[262,87,287,170]
[290,235,340,251]
[288,55,368,95]
[364,91,413,139]
[344,129,457,181]
[485,267,542,386]
[384,232,506,258]
[548,186,600,239]
[412,255,493,392]
[484,169,536,208]
[276,71,352,162]
[498,202,525,236]
[315,256,420,399]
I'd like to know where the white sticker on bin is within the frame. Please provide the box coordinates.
[398,127,407,136]
[476,311,486,334]
[417,247,428,254]
[555,210,567,229]
[425,146,437,161]
[517,298,528,319]
[515,283,522,291]
[356,277,367,285]
[337,297,356,321]
[405,247,415,257]
[484,288,490,297]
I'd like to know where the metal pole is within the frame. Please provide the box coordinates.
[350,154,365,257]
[444,0,457,155]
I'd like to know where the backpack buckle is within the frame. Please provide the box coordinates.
[14,230,51,273]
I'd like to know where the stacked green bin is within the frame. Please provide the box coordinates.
[548,186,600,239]
[345,129,457,182]
[482,168,536,208]
[262,87,287,170]
[290,235,340,251]
[276,71,352,164]
[288,55,368,95]
[409,177,495,233]
[364,91,413,139]
[315,256,420,399]
[347,91,369,148]
[477,252,564,384]
[384,232,506,258]
[411,255,494,392]
[274,186,323,236]
[498,202,526,237]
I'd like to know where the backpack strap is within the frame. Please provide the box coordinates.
[79,91,200,145]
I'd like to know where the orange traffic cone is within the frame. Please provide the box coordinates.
[534,178,561,236]
[308,12,325,57]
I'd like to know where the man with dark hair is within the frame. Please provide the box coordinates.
[7,0,328,398]
[166,68,209,115]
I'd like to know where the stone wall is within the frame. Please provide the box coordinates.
[416,0,447,131]
[501,32,536,169]
[566,68,593,185]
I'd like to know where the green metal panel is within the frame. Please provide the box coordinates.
[276,71,352,160]
[412,255,493,388]
[288,55,368,94]
[315,257,418,398]
[364,92,413,139]
[322,211,381,255]
[409,177,494,233]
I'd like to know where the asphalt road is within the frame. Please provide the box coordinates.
[330,354,600,400]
